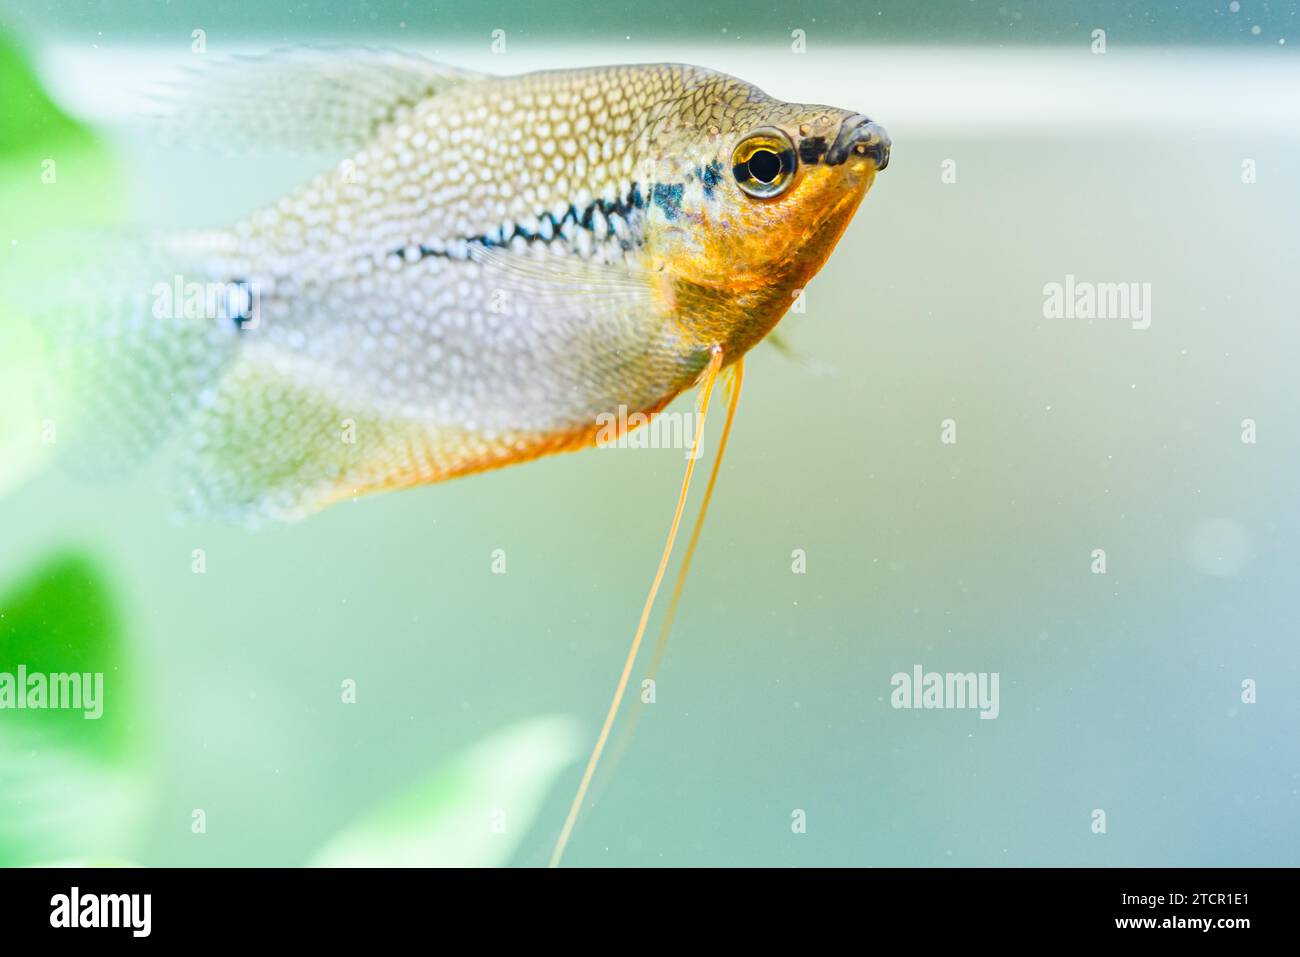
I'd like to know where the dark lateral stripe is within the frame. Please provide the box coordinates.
[651,183,684,221]
[799,136,828,165]
[698,161,723,198]
[391,182,648,263]
[227,278,256,332]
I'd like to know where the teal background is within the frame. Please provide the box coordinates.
[0,3,1297,866]
[4,0,1295,44]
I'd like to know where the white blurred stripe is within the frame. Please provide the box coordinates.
[37,41,1300,136]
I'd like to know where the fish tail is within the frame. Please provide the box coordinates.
[30,229,247,477]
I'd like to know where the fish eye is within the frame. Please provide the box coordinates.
[731,129,796,199]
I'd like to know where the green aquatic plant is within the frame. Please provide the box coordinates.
[0,552,149,866]
[0,550,578,867]
[0,30,87,150]
[311,715,581,868]
[0,26,122,497]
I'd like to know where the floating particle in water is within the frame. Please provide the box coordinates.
[1187,518,1249,577]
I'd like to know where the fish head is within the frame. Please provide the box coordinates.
[644,79,889,355]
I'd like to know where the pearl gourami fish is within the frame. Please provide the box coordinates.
[47,49,888,522]
[42,49,890,864]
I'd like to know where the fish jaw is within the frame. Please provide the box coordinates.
[650,144,880,360]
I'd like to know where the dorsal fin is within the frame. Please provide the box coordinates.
[148,46,483,153]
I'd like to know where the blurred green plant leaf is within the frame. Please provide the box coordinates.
[311,715,582,868]
[0,25,122,497]
[0,26,120,227]
[0,553,148,866]
[0,316,50,499]
[0,28,86,150]
[29,857,140,867]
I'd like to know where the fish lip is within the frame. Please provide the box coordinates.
[826,115,891,171]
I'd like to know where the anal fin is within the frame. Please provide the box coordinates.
[181,349,592,523]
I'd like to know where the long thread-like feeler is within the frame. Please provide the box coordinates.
[548,348,725,868]
[646,358,744,683]
[589,359,745,803]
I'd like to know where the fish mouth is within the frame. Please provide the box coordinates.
[826,115,891,171]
